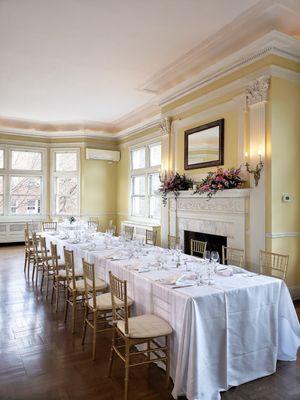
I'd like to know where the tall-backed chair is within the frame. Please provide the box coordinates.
[124,225,134,241]
[168,235,180,250]
[42,221,58,232]
[39,236,53,297]
[222,246,245,267]
[50,242,67,312]
[31,232,44,285]
[145,229,157,246]
[259,250,289,281]
[64,249,107,333]
[190,239,207,258]
[81,260,133,360]
[24,227,35,278]
[108,271,172,400]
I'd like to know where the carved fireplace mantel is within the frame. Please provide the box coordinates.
[166,188,251,255]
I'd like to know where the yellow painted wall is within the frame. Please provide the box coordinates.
[268,77,300,286]
[116,146,130,231]
[80,148,118,231]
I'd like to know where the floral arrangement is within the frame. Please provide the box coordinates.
[159,171,194,206]
[69,216,76,224]
[194,167,244,198]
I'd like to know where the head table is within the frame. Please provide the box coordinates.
[43,230,300,400]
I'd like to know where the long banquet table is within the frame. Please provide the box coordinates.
[44,232,300,400]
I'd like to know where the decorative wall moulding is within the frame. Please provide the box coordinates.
[246,76,270,106]
[265,231,300,238]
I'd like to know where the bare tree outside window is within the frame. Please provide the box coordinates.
[53,151,79,216]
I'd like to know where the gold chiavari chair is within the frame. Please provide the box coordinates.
[64,249,107,334]
[124,225,134,241]
[81,260,133,360]
[222,246,245,267]
[39,236,53,297]
[88,218,101,232]
[24,227,35,278]
[168,235,180,250]
[42,221,58,232]
[50,242,68,312]
[259,250,289,281]
[31,231,44,285]
[191,239,207,258]
[108,271,172,400]
[145,229,157,246]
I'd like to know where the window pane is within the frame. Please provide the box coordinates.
[0,150,3,168]
[150,144,161,167]
[132,148,145,169]
[55,152,77,171]
[55,177,78,214]
[11,150,42,170]
[10,176,42,215]
[132,197,145,217]
[132,175,145,195]
[149,173,160,195]
[0,176,3,214]
[149,196,160,219]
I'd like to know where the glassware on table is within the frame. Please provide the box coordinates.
[211,251,220,272]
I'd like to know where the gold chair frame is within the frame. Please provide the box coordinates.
[81,260,112,360]
[259,250,289,281]
[222,246,245,267]
[168,235,180,250]
[190,239,207,258]
[145,229,157,246]
[108,271,171,400]
[42,221,58,232]
[124,225,134,241]
[50,242,66,312]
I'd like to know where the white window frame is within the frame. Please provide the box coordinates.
[50,148,80,218]
[0,145,47,220]
[129,140,161,222]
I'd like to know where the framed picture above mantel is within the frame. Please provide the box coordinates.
[184,118,224,170]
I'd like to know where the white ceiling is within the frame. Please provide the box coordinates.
[0,0,262,125]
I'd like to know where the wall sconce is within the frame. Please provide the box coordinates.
[244,152,264,187]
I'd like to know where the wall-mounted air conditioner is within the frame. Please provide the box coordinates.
[86,148,120,162]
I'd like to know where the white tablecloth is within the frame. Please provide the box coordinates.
[45,234,300,400]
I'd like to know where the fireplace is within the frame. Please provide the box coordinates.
[184,230,227,257]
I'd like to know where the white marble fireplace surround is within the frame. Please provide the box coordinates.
[166,189,251,261]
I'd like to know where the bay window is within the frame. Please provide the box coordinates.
[0,146,46,217]
[130,142,161,220]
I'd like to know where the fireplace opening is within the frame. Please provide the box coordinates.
[184,230,227,258]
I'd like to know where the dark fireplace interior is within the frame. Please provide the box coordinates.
[184,230,227,257]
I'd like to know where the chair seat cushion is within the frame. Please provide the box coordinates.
[58,268,83,278]
[117,314,172,339]
[88,292,133,311]
[70,278,107,292]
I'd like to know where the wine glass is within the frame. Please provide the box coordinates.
[204,250,211,263]
[211,251,220,271]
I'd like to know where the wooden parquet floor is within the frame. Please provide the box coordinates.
[0,245,299,400]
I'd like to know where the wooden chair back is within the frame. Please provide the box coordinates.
[109,271,129,335]
[259,250,289,281]
[146,229,157,246]
[191,239,207,258]
[31,231,41,260]
[82,259,97,309]
[50,242,61,275]
[222,246,245,267]
[64,247,76,289]
[39,236,50,267]
[42,221,57,232]
[168,235,180,250]
[124,225,134,241]
[24,227,32,251]
[88,218,100,232]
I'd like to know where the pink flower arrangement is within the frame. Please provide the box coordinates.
[194,167,244,198]
[159,171,194,205]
